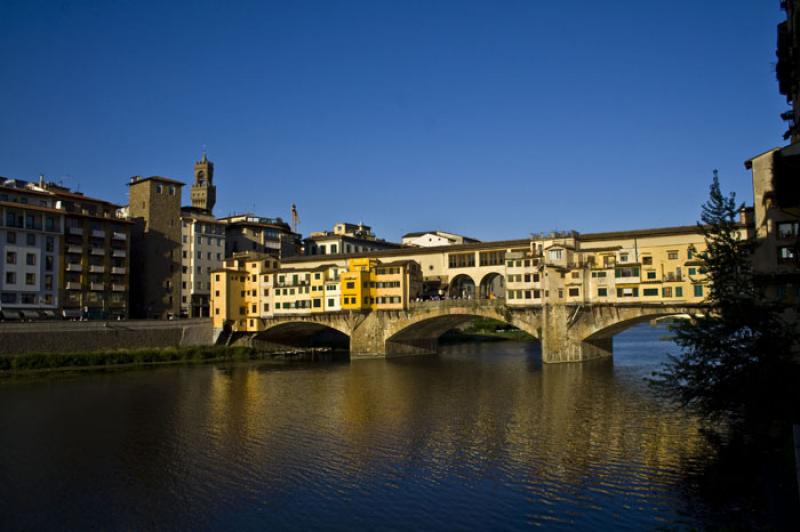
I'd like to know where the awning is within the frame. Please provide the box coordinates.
[20,310,39,319]
[1,310,21,320]
[62,309,82,319]
[41,310,56,319]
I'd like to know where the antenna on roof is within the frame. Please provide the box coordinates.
[291,203,300,233]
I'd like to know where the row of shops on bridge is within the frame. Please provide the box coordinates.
[211,224,717,333]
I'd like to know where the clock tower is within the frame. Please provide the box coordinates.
[191,151,216,214]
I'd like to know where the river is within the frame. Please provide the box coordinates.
[0,324,719,530]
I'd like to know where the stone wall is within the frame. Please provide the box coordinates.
[0,319,213,356]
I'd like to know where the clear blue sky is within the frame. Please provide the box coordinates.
[0,0,788,241]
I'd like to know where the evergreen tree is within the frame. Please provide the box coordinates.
[652,172,799,433]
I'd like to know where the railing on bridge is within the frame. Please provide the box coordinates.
[408,298,506,310]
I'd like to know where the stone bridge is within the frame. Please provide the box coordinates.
[231,299,704,363]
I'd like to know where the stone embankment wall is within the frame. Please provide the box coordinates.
[0,319,213,356]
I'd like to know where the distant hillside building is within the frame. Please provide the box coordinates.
[304,222,401,256]
[401,230,480,248]
[128,176,184,319]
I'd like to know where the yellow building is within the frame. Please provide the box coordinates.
[340,258,376,311]
[372,260,423,310]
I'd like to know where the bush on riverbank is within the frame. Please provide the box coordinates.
[0,345,257,373]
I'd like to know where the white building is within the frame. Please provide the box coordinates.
[181,207,226,317]
[401,230,480,248]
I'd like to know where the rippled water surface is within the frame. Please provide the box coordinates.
[0,324,713,530]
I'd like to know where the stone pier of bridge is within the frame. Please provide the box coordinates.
[235,300,702,364]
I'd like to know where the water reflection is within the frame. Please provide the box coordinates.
[0,324,710,530]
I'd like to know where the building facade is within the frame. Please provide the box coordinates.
[304,222,402,256]
[0,181,63,319]
[128,176,184,319]
[220,214,300,258]
[180,207,225,317]
[44,185,131,319]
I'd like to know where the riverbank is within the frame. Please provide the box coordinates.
[440,318,536,344]
[0,345,260,375]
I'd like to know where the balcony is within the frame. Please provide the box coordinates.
[66,282,82,290]
[91,229,106,239]
[89,265,105,273]
[112,232,127,241]
[68,227,83,236]
[111,266,127,275]
[112,249,126,258]
[90,282,105,291]
[66,245,83,254]
[90,247,105,256]
[112,284,126,292]
[66,263,82,272]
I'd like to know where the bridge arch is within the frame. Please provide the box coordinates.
[448,274,476,299]
[383,303,540,357]
[584,309,697,342]
[253,319,351,352]
[479,272,505,300]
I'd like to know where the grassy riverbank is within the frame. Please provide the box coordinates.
[0,345,259,374]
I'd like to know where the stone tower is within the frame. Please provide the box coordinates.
[191,151,216,214]
[127,176,184,319]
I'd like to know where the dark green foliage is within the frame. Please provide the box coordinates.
[651,173,800,431]
[0,345,257,373]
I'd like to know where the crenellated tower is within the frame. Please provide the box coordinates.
[191,151,216,214]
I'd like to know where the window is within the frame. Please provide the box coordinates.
[646,271,656,280]
[616,287,639,297]
[591,271,607,278]
[571,271,580,279]
[6,251,15,264]
[693,285,703,297]
[662,287,672,298]
[25,273,35,285]
[548,249,563,261]
[619,253,629,262]
[156,184,163,194]
[558,289,563,298]
[615,267,639,278]
[667,250,679,260]
[313,299,321,308]
[687,247,695,259]
[448,252,476,268]
[642,256,652,265]
[46,236,54,252]
[44,275,53,290]
[568,288,579,297]
[688,267,697,276]
[597,288,607,297]
[643,288,659,296]
[479,251,505,266]
[777,221,799,240]
[1,293,16,304]
[777,247,796,263]
[675,287,683,297]
[5,272,15,284]
[26,253,35,266]
[346,281,355,289]
[6,232,15,243]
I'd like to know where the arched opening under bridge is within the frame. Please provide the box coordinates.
[253,321,350,355]
[385,312,537,357]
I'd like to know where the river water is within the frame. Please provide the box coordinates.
[0,324,718,530]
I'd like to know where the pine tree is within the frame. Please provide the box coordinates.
[651,172,799,433]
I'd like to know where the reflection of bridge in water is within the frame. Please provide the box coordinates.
[235,299,703,363]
